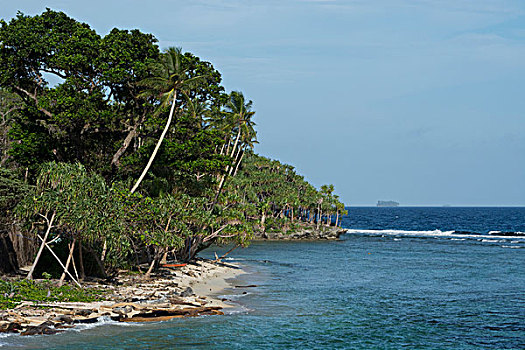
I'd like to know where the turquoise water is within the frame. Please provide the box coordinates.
[3,207,524,349]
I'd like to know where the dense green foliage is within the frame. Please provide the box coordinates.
[228,153,347,233]
[0,9,345,279]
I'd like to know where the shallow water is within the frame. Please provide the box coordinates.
[3,207,524,349]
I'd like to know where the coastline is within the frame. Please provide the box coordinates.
[1,228,345,337]
[0,259,244,336]
[255,224,347,241]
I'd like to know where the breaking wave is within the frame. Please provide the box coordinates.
[345,229,525,241]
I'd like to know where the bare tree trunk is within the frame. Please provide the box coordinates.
[59,238,76,287]
[145,260,155,279]
[316,205,321,230]
[131,91,177,193]
[335,211,339,227]
[145,246,166,279]
[111,125,137,167]
[160,246,168,265]
[27,212,55,280]
[188,236,203,262]
[177,236,204,263]
[37,235,81,287]
[100,239,107,262]
[145,256,156,279]
[260,211,266,229]
[70,244,79,282]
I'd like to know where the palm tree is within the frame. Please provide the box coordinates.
[131,47,205,193]
[214,91,257,200]
[186,98,211,129]
[225,91,256,156]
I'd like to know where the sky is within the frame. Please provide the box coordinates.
[2,0,524,206]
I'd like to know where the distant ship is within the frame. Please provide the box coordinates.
[377,200,399,207]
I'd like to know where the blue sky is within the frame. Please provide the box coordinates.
[2,0,524,205]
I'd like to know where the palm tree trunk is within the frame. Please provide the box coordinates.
[131,91,177,193]
[230,128,241,158]
[233,150,245,176]
[229,147,243,176]
[213,128,242,202]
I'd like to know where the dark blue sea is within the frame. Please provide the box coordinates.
[3,207,524,349]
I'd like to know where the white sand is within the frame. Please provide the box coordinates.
[178,260,245,308]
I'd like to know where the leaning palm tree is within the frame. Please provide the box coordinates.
[131,47,206,193]
[213,91,257,202]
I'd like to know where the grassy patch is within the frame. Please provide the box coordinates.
[0,279,107,309]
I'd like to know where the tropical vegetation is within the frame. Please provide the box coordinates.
[0,9,346,281]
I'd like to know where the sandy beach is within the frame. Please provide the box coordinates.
[0,259,245,336]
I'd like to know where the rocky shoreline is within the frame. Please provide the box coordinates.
[0,228,347,337]
[0,259,244,336]
[256,225,347,241]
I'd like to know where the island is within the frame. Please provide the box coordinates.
[0,9,347,336]
[377,200,400,207]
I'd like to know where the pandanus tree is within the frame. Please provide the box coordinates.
[19,162,111,284]
[131,47,206,193]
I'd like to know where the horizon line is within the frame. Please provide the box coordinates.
[345,205,525,208]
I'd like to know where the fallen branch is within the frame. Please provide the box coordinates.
[212,244,239,263]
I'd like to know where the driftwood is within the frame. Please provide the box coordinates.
[119,306,224,322]
[168,298,201,307]
[108,302,144,310]
[212,244,239,263]
[121,314,184,322]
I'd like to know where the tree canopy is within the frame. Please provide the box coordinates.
[0,9,345,278]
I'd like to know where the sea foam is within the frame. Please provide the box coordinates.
[345,229,525,241]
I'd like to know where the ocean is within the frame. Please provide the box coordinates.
[3,207,524,349]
